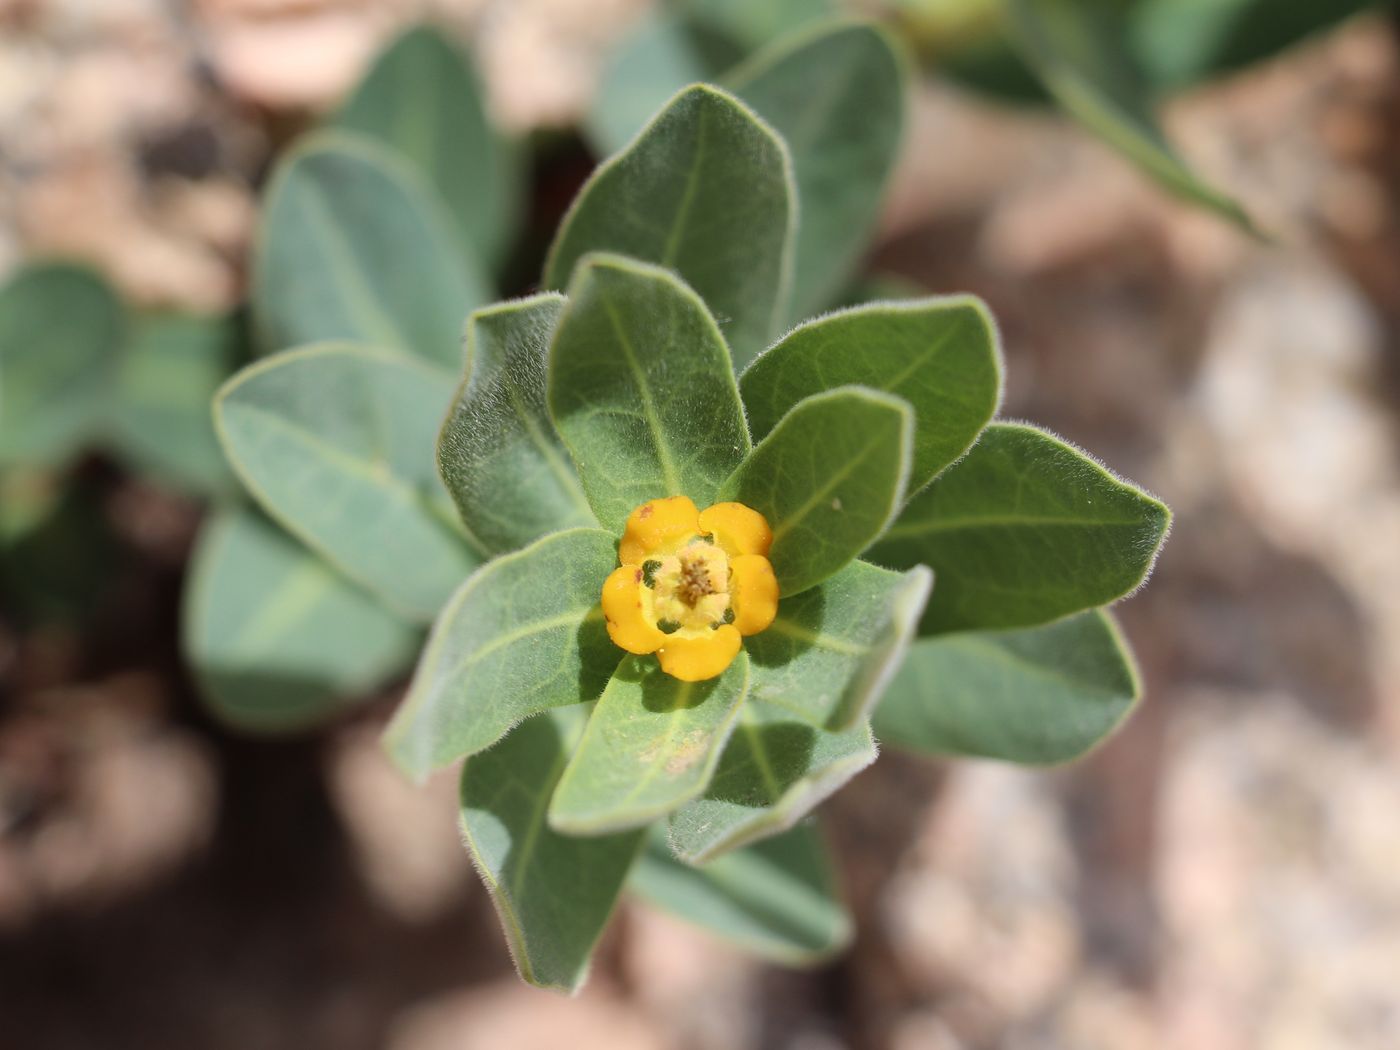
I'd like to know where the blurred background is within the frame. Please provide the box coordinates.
[2,1,1400,1048]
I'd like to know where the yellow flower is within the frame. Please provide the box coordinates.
[601,496,780,682]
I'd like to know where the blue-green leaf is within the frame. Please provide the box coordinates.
[667,701,876,863]
[630,822,851,964]
[438,294,595,554]
[0,262,124,468]
[873,609,1140,763]
[870,423,1170,634]
[460,706,646,992]
[729,20,906,320]
[549,653,751,834]
[215,344,479,621]
[720,386,912,595]
[547,254,750,532]
[741,296,1001,493]
[746,559,932,730]
[184,509,418,732]
[108,312,238,496]
[545,84,795,368]
[252,132,491,364]
[333,24,517,268]
[384,527,619,780]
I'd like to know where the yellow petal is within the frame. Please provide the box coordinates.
[698,501,773,557]
[601,565,666,654]
[657,625,741,682]
[730,554,779,636]
[619,496,701,565]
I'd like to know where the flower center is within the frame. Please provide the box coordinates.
[643,539,733,635]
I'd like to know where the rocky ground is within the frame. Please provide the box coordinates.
[2,2,1399,1048]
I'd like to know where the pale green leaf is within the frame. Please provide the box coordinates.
[0,262,124,468]
[729,21,906,320]
[439,294,595,553]
[332,24,518,267]
[549,652,751,835]
[108,312,237,496]
[681,0,836,51]
[667,701,875,863]
[870,423,1170,634]
[252,132,491,364]
[460,706,646,992]
[183,508,418,732]
[746,559,932,730]
[720,386,912,595]
[215,344,480,621]
[384,527,620,780]
[740,296,1001,493]
[585,12,720,157]
[545,84,795,368]
[547,254,750,532]
[630,822,851,964]
[1006,0,1254,232]
[873,609,1140,763]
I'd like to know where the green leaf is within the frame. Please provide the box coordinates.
[873,609,1140,763]
[1129,0,1376,91]
[384,527,620,780]
[667,701,875,863]
[746,559,932,730]
[252,132,491,364]
[740,296,1001,493]
[681,0,837,51]
[184,509,418,732]
[107,312,238,496]
[438,294,594,554]
[720,386,912,595]
[1005,0,1254,232]
[548,653,751,834]
[332,24,518,268]
[630,822,851,964]
[215,344,479,621]
[0,262,124,468]
[728,21,906,320]
[545,84,795,369]
[460,706,646,992]
[585,12,724,157]
[547,254,751,532]
[870,423,1170,634]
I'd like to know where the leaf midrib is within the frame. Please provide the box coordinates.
[881,510,1151,541]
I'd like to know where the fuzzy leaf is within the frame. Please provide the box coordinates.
[252,132,491,364]
[667,701,875,863]
[729,21,905,320]
[746,559,932,730]
[720,386,912,595]
[547,254,750,532]
[549,653,751,835]
[585,12,721,157]
[741,296,1001,493]
[184,509,418,732]
[108,312,238,496]
[439,294,595,553]
[460,706,646,993]
[873,609,1140,763]
[630,822,851,964]
[870,423,1170,634]
[384,527,619,780]
[545,84,794,368]
[333,24,517,267]
[1007,0,1253,232]
[215,344,479,621]
[0,262,124,468]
